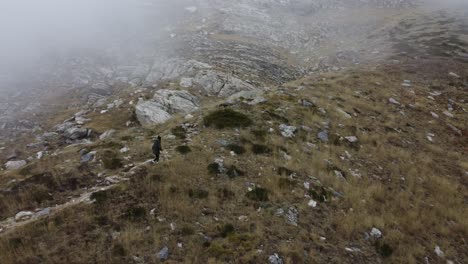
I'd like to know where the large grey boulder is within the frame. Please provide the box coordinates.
[65,127,92,140]
[5,160,27,170]
[136,89,200,127]
[144,59,211,85]
[193,70,256,97]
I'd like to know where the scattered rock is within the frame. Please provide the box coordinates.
[389,98,401,105]
[308,200,317,208]
[35,208,51,217]
[99,129,116,140]
[317,131,329,142]
[15,211,34,222]
[157,246,169,260]
[337,108,352,118]
[5,160,27,170]
[268,253,284,264]
[180,77,193,88]
[443,111,454,118]
[434,246,444,258]
[370,227,382,239]
[431,112,439,119]
[345,136,358,143]
[135,89,200,126]
[279,124,297,138]
[80,151,96,163]
[448,72,460,78]
[65,127,91,140]
[286,207,298,226]
[299,99,315,107]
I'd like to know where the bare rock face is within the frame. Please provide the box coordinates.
[5,160,27,170]
[193,70,257,97]
[135,89,200,127]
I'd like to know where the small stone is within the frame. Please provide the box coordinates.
[303,182,310,190]
[5,160,27,170]
[345,247,361,253]
[99,129,116,140]
[448,72,460,78]
[279,124,297,138]
[443,111,454,118]
[308,200,317,208]
[345,136,358,143]
[317,131,329,142]
[389,98,401,105]
[15,211,34,222]
[337,108,352,118]
[434,246,444,258]
[431,112,439,119]
[370,227,382,239]
[120,147,129,153]
[157,246,169,260]
[286,207,299,226]
[238,215,249,221]
[268,253,284,264]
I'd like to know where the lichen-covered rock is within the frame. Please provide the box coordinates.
[5,160,27,170]
[135,89,199,126]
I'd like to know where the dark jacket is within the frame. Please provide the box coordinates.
[152,139,161,154]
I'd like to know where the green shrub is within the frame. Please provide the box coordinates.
[375,241,394,258]
[227,144,246,155]
[188,189,209,199]
[217,188,235,200]
[30,185,52,204]
[246,187,269,202]
[126,206,146,221]
[204,109,253,129]
[180,226,195,236]
[226,166,245,178]
[251,144,271,155]
[251,129,267,140]
[176,145,192,155]
[309,187,332,203]
[208,163,221,175]
[278,178,296,189]
[102,150,123,170]
[277,167,295,176]
[171,126,187,139]
[220,223,235,238]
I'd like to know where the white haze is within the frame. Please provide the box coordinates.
[0,0,466,93]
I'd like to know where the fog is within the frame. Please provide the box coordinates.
[0,0,466,94]
[0,0,175,69]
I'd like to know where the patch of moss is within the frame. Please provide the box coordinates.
[375,241,394,258]
[220,223,235,238]
[227,144,246,155]
[246,187,269,202]
[251,129,267,140]
[126,206,146,221]
[204,109,253,129]
[309,187,332,203]
[176,145,192,155]
[102,150,123,170]
[278,178,296,189]
[171,126,187,139]
[226,166,245,178]
[188,189,209,199]
[251,144,271,155]
[208,163,221,175]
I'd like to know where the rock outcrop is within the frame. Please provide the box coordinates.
[135,89,200,126]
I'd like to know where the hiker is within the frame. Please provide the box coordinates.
[152,135,162,162]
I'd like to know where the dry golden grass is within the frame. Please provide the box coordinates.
[0,59,467,263]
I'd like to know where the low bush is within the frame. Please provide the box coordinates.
[246,187,269,202]
[176,145,192,155]
[251,144,271,155]
[204,109,253,129]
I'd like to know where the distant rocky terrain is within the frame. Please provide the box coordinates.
[0,1,467,263]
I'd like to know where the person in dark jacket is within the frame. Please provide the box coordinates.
[152,136,162,162]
